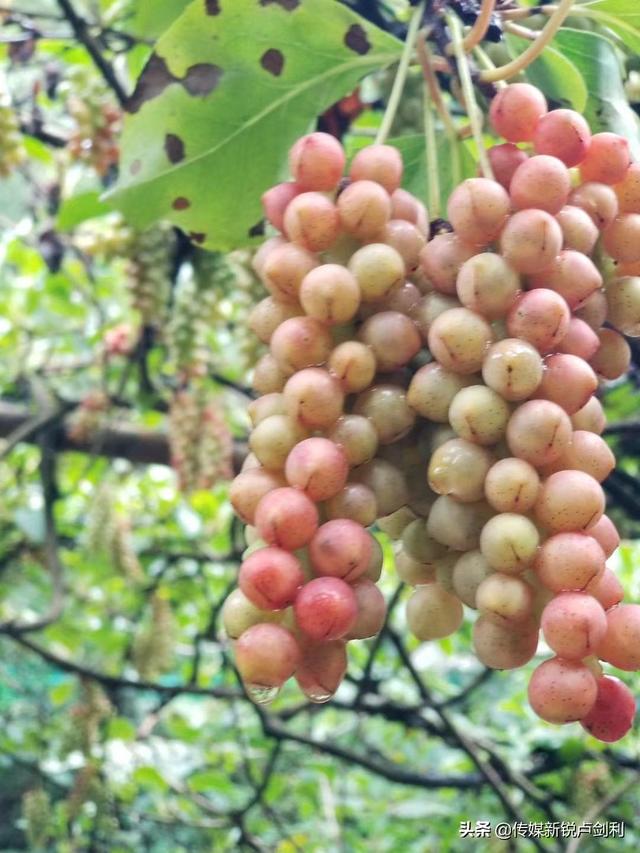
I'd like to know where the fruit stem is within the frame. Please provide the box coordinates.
[447,12,494,181]
[375,1,425,145]
[446,0,496,55]
[473,44,506,90]
[417,35,461,189]
[421,42,441,219]
[479,0,575,82]
[503,21,538,41]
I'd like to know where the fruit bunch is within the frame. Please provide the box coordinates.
[228,86,640,741]
[168,265,218,381]
[74,217,173,328]
[132,589,176,679]
[126,224,175,328]
[229,132,428,704]
[22,789,52,851]
[65,71,120,176]
[0,96,25,177]
[74,214,134,259]
[67,391,110,443]
[168,250,260,381]
[169,387,233,493]
[193,248,265,373]
[86,482,145,583]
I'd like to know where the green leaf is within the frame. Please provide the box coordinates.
[188,769,226,792]
[56,192,112,231]
[107,717,137,741]
[133,0,194,39]
[582,0,640,54]
[513,37,587,112]
[132,766,169,792]
[108,0,401,250]
[48,681,74,706]
[551,28,640,158]
[388,134,476,215]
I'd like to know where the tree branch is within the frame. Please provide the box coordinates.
[0,399,247,471]
[55,0,128,106]
[386,628,555,845]
[260,714,484,790]
[0,437,65,634]
[3,632,242,701]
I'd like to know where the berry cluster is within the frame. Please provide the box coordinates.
[125,224,175,328]
[195,249,266,373]
[169,388,233,494]
[229,87,639,741]
[67,391,110,443]
[132,590,176,680]
[86,482,144,584]
[65,72,120,177]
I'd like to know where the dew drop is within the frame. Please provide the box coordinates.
[246,683,280,704]
[302,685,334,704]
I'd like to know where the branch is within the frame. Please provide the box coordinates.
[605,420,640,435]
[18,121,68,148]
[565,772,640,853]
[479,0,574,83]
[0,437,65,634]
[260,714,484,790]
[0,399,248,471]
[55,0,127,106]
[4,632,242,701]
[0,400,73,460]
[386,628,555,845]
[437,667,494,708]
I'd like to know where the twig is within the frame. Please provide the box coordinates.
[416,32,456,210]
[437,667,494,708]
[355,583,403,703]
[446,0,496,54]
[605,420,640,435]
[448,12,493,180]
[3,632,242,700]
[261,715,484,790]
[0,433,66,634]
[55,0,127,106]
[565,773,640,853]
[422,67,441,218]
[479,0,574,83]
[19,122,68,148]
[504,21,538,41]
[386,628,553,850]
[375,1,425,145]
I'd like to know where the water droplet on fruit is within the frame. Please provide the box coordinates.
[246,683,279,705]
[302,685,334,704]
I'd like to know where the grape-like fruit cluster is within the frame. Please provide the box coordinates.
[132,590,176,679]
[229,134,420,703]
[169,262,219,381]
[67,391,110,443]
[229,94,639,741]
[125,225,176,328]
[65,71,120,176]
[86,482,144,583]
[169,388,233,493]
[192,249,265,373]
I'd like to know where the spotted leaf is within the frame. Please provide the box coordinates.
[107,0,401,250]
